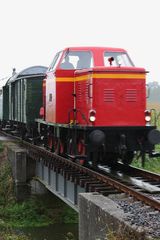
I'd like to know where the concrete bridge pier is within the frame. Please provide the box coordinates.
[7,144,36,201]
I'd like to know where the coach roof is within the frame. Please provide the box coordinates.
[6,65,47,84]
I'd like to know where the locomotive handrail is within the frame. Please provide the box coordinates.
[68,108,88,125]
[146,84,150,98]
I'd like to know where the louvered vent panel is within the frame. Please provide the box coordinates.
[77,82,88,102]
[77,83,82,102]
[104,89,115,102]
[85,83,88,99]
[126,89,137,102]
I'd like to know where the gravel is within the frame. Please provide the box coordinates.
[109,194,160,239]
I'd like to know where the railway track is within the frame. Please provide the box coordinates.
[0,131,160,211]
[98,163,160,194]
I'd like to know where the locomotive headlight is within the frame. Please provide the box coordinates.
[145,110,151,122]
[89,110,96,122]
[90,115,96,122]
[145,115,151,122]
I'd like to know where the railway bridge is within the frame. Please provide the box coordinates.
[4,139,156,240]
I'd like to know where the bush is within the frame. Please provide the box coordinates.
[0,162,14,207]
[0,142,4,152]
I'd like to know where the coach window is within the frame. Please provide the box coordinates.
[48,51,63,72]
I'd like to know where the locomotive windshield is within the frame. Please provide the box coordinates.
[104,52,134,67]
[60,51,93,69]
[48,51,63,71]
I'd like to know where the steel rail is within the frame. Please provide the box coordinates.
[116,162,160,181]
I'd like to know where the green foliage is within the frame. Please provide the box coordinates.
[0,144,78,240]
[0,193,78,228]
[0,162,15,207]
[0,142,4,152]
[0,152,77,229]
[106,227,146,240]
[0,198,53,228]
[62,206,78,224]
[0,231,30,240]
[132,157,160,173]
[132,144,160,174]
[64,232,76,240]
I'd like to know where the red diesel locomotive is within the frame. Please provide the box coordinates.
[36,47,160,166]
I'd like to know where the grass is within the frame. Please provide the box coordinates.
[105,226,146,240]
[0,161,14,207]
[0,192,78,229]
[132,144,160,174]
[0,141,4,152]
[0,232,30,240]
[132,156,160,173]
[0,199,52,228]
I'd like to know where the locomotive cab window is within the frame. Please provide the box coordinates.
[104,52,134,67]
[48,51,63,71]
[60,51,93,69]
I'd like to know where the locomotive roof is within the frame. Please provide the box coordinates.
[6,65,47,84]
[63,46,127,52]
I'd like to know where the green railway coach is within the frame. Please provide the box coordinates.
[2,66,47,135]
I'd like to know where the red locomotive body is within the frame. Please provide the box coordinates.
[45,69,75,123]
[36,47,160,166]
[75,67,146,126]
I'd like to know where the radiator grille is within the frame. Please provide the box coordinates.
[125,89,137,102]
[77,83,82,102]
[104,89,115,102]
[77,82,88,102]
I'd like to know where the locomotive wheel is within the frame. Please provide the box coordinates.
[68,138,74,155]
[48,136,63,154]
[52,138,58,153]
[48,135,54,151]
[122,151,134,165]
[77,139,86,155]
[67,138,86,165]
[53,138,64,154]
[58,139,65,155]
[75,139,85,165]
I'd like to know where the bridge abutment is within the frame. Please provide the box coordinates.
[79,192,149,240]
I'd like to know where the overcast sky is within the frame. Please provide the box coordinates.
[0,0,159,86]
